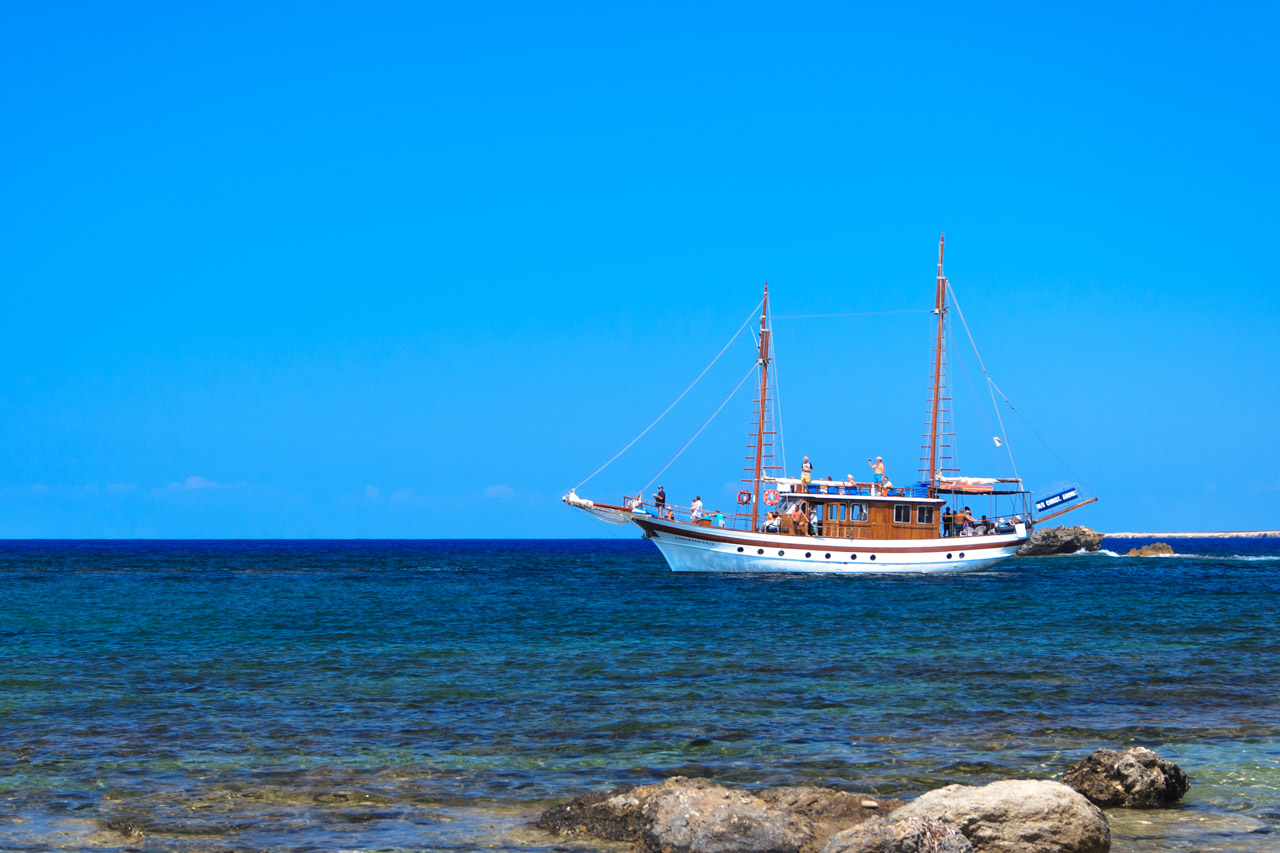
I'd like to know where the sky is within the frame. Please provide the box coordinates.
[2,1,1277,537]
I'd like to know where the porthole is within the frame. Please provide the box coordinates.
[778,550,785,556]
[959,552,965,558]
[805,552,812,558]
[870,554,877,561]
[737,546,744,553]
[946,553,953,559]
[851,554,858,560]
[758,548,765,555]
[824,553,831,559]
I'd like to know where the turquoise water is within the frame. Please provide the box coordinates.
[1,538,1277,851]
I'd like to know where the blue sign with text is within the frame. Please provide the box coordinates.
[1035,486,1080,514]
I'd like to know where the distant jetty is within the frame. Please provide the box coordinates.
[1105,530,1280,539]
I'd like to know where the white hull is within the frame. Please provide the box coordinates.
[632,516,1025,574]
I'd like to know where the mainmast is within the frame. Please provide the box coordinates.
[927,235,947,487]
[750,284,771,530]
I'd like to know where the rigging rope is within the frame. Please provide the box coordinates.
[946,282,1020,484]
[642,363,759,495]
[572,300,763,492]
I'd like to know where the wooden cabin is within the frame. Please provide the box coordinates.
[768,481,944,540]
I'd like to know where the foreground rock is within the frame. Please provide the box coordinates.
[823,816,973,853]
[538,778,903,853]
[1017,526,1104,556]
[1062,748,1189,808]
[638,781,809,853]
[756,787,906,851]
[1124,543,1174,557]
[891,780,1109,853]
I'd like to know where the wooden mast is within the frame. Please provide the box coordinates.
[751,284,771,531]
[927,235,947,489]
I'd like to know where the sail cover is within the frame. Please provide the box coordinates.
[936,475,1021,485]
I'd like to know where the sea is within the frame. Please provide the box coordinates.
[1,537,1278,852]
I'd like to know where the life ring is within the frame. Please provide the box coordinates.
[736,490,753,505]
[763,489,780,506]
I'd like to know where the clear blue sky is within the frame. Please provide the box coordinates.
[3,1,1277,537]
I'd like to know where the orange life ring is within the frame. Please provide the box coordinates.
[736,490,753,505]
[763,489,780,506]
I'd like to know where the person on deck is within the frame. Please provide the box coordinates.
[788,503,806,535]
[868,457,886,492]
[942,506,954,537]
[714,509,726,528]
[665,506,675,521]
[652,486,666,518]
[690,496,703,521]
[800,457,813,490]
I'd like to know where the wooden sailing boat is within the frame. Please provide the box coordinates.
[564,238,1095,573]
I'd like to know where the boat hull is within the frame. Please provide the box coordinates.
[631,516,1025,574]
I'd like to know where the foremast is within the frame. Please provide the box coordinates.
[749,284,771,530]
[925,235,948,493]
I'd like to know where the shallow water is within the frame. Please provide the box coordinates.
[0,538,1277,851]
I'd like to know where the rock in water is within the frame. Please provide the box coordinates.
[1017,526,1104,557]
[890,780,1110,853]
[536,782,657,841]
[755,787,906,852]
[538,779,904,852]
[1124,543,1174,557]
[637,783,809,853]
[1062,748,1189,808]
[823,816,973,853]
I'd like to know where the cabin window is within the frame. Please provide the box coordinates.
[827,503,838,520]
[917,506,935,525]
[849,503,868,522]
[838,504,846,521]
[893,504,912,524]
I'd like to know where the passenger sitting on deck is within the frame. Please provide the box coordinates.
[880,478,892,496]
[977,515,990,535]
[763,512,780,532]
[665,506,675,521]
[628,493,643,511]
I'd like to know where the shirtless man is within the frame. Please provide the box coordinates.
[868,456,886,494]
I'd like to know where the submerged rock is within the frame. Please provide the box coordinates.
[535,781,660,841]
[890,779,1110,853]
[1017,526,1104,557]
[823,816,973,853]
[1124,543,1174,557]
[1062,747,1189,808]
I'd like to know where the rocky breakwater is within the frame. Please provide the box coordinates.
[538,748,1190,853]
[1017,525,1104,556]
[538,776,1105,853]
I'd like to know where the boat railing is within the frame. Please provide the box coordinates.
[782,483,932,499]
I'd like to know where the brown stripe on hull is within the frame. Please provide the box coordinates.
[631,517,1026,554]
